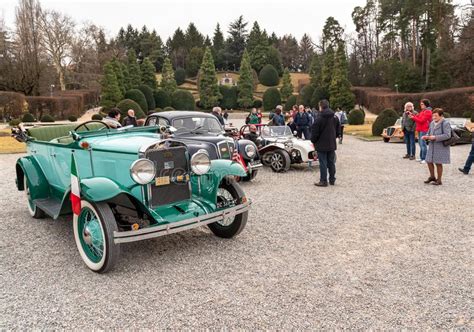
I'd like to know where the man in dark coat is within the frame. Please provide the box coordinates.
[311,99,341,187]
[212,106,225,125]
[294,105,311,139]
[123,109,138,127]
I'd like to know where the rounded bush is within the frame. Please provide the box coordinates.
[91,114,103,120]
[175,68,186,86]
[372,108,399,136]
[258,64,279,87]
[284,95,297,112]
[137,85,155,110]
[171,90,195,110]
[22,113,35,122]
[124,89,148,112]
[252,99,263,108]
[348,109,365,125]
[68,115,78,122]
[9,118,21,126]
[263,87,282,112]
[154,108,163,113]
[40,114,55,123]
[443,112,451,118]
[116,99,145,119]
[164,106,175,111]
[153,89,171,109]
[219,85,238,109]
[462,111,471,118]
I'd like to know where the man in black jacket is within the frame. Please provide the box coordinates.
[311,100,341,187]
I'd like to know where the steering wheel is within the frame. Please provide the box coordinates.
[74,120,110,132]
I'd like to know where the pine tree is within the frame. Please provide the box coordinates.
[321,46,335,98]
[309,53,323,88]
[237,49,254,109]
[198,47,222,110]
[329,42,355,111]
[280,68,294,102]
[160,57,177,96]
[140,57,158,89]
[298,34,314,71]
[127,50,142,89]
[212,23,225,69]
[100,61,122,109]
[185,47,204,77]
[110,58,126,95]
[265,46,283,76]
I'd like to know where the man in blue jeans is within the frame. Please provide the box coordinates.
[310,99,341,187]
[459,130,474,174]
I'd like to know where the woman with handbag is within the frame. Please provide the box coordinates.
[423,108,452,185]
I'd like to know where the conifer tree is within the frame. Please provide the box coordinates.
[110,58,126,95]
[198,47,222,109]
[309,54,323,88]
[329,42,355,111]
[100,61,122,109]
[237,49,254,109]
[127,50,142,89]
[280,68,294,102]
[160,57,178,96]
[321,45,335,98]
[141,57,158,89]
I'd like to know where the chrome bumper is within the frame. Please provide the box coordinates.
[248,162,263,170]
[113,200,252,244]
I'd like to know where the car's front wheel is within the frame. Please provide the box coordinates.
[266,150,291,172]
[23,175,45,219]
[208,180,248,238]
[383,137,390,143]
[73,200,120,273]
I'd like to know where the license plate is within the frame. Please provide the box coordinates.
[155,176,170,186]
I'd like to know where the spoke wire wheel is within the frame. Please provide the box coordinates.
[23,175,44,218]
[73,200,120,273]
[216,187,236,226]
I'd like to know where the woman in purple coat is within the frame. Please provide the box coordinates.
[423,108,451,185]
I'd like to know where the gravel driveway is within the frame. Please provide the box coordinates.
[1,136,472,329]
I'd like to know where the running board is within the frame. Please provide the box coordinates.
[34,198,62,219]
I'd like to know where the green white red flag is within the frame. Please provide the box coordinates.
[70,154,81,215]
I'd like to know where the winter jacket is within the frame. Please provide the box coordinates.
[294,112,310,127]
[411,108,432,132]
[248,114,259,124]
[272,113,285,126]
[212,111,225,125]
[310,107,341,152]
[123,116,138,127]
[401,111,417,132]
[426,119,451,164]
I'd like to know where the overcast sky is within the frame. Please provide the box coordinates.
[1,0,471,43]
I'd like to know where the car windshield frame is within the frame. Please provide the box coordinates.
[171,116,223,134]
[261,125,293,138]
[395,118,402,126]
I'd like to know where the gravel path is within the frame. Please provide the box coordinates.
[1,137,472,329]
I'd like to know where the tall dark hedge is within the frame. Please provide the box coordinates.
[124,89,148,113]
[348,109,365,125]
[263,87,282,112]
[284,95,297,112]
[299,85,315,107]
[372,108,399,136]
[137,84,155,110]
[175,68,186,86]
[22,113,36,122]
[153,89,171,108]
[219,85,238,109]
[171,90,195,110]
[259,64,280,86]
[116,99,145,119]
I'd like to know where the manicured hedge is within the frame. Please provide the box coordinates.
[263,87,281,112]
[40,114,55,122]
[153,89,171,108]
[348,109,365,125]
[0,91,26,119]
[164,106,175,111]
[372,108,399,136]
[124,89,148,112]
[21,113,36,122]
[253,99,263,108]
[299,85,315,107]
[175,68,186,86]
[68,115,78,122]
[284,95,297,112]
[259,64,279,87]
[219,85,238,109]
[26,96,81,120]
[171,90,195,110]
[116,99,145,119]
[91,114,103,120]
[137,84,156,110]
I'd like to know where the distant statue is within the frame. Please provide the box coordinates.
[220,73,233,86]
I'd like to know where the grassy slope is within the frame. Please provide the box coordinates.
[0,130,26,153]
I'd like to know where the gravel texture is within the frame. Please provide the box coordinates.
[0,136,473,329]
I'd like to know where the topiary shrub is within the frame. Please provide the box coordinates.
[171,89,195,110]
[372,108,399,136]
[443,112,451,118]
[153,89,171,108]
[40,114,55,122]
[68,115,78,122]
[348,109,365,125]
[299,85,315,107]
[462,111,471,118]
[258,64,279,87]
[284,95,297,112]
[174,68,186,86]
[91,113,103,120]
[9,118,21,126]
[164,106,175,111]
[263,87,282,112]
[252,99,263,108]
[219,85,238,109]
[116,99,145,119]
[21,113,35,122]
[137,84,155,110]
[124,89,148,112]
[154,108,163,113]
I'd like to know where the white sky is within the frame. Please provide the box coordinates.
[1,0,471,43]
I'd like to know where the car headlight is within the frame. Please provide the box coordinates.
[130,159,156,185]
[244,144,256,158]
[191,149,211,175]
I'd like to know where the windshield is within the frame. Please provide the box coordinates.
[172,116,223,133]
[261,126,293,138]
[446,118,466,127]
[395,118,402,126]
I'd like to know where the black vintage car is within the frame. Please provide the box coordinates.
[145,111,262,181]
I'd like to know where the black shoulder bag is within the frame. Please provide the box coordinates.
[441,120,460,146]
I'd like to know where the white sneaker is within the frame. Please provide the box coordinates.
[416,158,421,162]
[420,160,427,164]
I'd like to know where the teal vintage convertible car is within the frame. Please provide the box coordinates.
[13,121,251,273]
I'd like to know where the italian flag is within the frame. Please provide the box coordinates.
[70,154,81,215]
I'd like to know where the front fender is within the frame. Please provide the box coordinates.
[16,156,50,200]
[80,177,128,202]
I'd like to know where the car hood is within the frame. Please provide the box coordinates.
[173,133,233,145]
[86,132,163,154]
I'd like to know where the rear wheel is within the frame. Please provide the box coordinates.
[242,170,258,181]
[208,180,248,238]
[23,175,45,219]
[73,200,120,273]
[267,150,291,172]
[383,137,390,143]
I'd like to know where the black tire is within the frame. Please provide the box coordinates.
[73,200,121,273]
[208,180,248,238]
[268,150,291,172]
[261,152,272,167]
[24,175,45,219]
[242,170,258,181]
[383,137,390,143]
